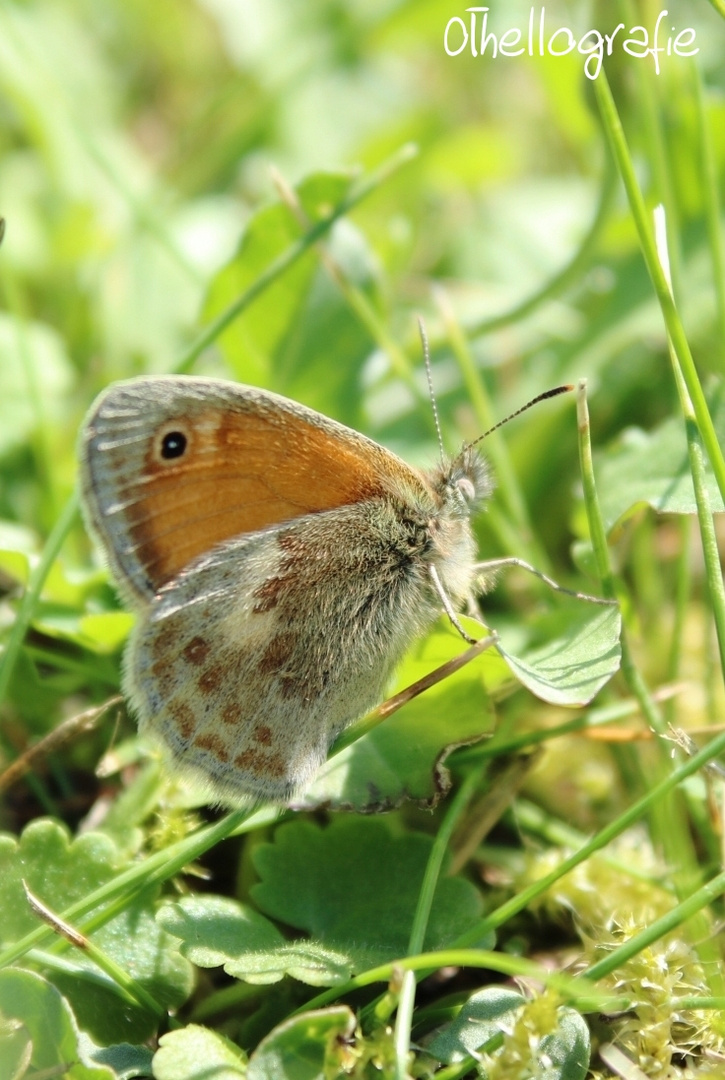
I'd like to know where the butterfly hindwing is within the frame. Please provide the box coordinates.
[127,501,442,802]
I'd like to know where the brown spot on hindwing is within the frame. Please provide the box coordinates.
[151,656,178,697]
[265,752,285,778]
[253,723,273,745]
[193,733,230,763]
[182,636,211,665]
[258,633,295,675]
[221,703,243,725]
[198,660,233,694]
[234,747,285,779]
[235,748,260,771]
[168,700,196,741]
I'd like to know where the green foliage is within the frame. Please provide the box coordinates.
[597,383,725,528]
[426,988,590,1079]
[158,818,488,986]
[494,602,621,707]
[250,819,484,969]
[0,821,193,1044]
[153,1025,248,1080]
[1,0,725,1077]
[0,968,114,1079]
[204,171,381,418]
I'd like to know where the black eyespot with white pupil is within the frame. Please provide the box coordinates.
[160,431,187,460]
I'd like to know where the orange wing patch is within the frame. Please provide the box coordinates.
[122,406,396,591]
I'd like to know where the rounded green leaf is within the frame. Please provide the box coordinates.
[154,1024,247,1080]
[251,818,484,972]
[0,968,114,1080]
[427,986,524,1063]
[596,387,725,530]
[247,1007,356,1080]
[493,601,621,706]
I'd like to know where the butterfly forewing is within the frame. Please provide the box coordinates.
[81,377,430,602]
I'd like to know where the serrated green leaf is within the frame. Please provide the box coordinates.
[596,383,725,530]
[0,820,193,1045]
[157,895,316,985]
[0,968,114,1080]
[250,818,484,973]
[154,1024,247,1080]
[231,940,355,986]
[247,1007,356,1080]
[158,894,354,985]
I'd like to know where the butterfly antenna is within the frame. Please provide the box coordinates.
[418,317,445,465]
[465,384,575,450]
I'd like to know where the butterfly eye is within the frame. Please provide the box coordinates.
[160,430,187,460]
[456,476,476,503]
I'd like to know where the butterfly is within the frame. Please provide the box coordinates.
[80,374,501,804]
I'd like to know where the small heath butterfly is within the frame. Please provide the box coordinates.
[79,374,565,805]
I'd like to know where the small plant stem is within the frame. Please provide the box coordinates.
[593,67,725,504]
[393,767,486,1080]
[175,144,418,374]
[575,381,616,602]
[693,63,725,367]
[451,727,725,947]
[23,882,166,1020]
[664,518,691,726]
[0,489,79,711]
[654,209,725,677]
[583,867,725,990]
[303,949,608,1018]
[0,805,277,968]
[576,382,665,733]
[435,288,551,572]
